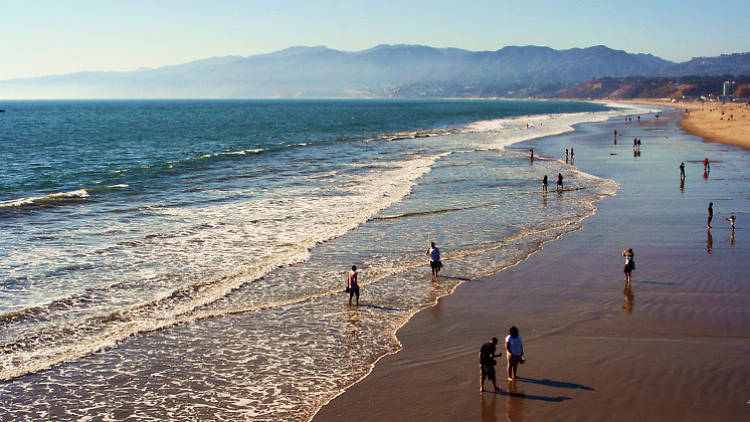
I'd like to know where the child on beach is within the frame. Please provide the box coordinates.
[622,249,635,282]
[542,175,548,192]
[725,215,736,231]
[707,202,714,229]
[556,173,564,191]
[505,327,524,381]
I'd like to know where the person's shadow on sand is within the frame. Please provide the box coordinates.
[517,377,594,391]
[494,390,571,402]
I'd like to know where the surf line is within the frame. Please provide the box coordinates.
[370,205,481,220]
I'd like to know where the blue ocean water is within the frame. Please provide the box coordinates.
[1,99,631,420]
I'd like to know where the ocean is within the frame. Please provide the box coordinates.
[1,99,642,420]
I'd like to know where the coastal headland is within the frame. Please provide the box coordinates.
[314,107,750,421]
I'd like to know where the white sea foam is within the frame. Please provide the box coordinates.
[0,153,447,382]
[461,102,657,150]
[0,189,90,209]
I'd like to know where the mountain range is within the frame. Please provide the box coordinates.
[2,44,749,99]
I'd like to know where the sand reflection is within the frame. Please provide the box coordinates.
[622,281,634,314]
[505,382,526,421]
[479,393,498,422]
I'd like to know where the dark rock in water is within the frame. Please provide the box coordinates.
[0,109,5,113]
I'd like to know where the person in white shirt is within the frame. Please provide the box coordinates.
[505,326,524,381]
[426,242,441,279]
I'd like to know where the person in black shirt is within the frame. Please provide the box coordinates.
[479,337,502,392]
[707,202,714,229]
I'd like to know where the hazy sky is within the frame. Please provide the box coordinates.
[2,0,748,80]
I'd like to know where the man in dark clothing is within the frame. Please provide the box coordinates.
[707,202,714,229]
[479,337,502,392]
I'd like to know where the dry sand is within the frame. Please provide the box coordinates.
[314,109,750,421]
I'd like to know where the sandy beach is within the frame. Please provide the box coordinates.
[625,98,750,150]
[314,108,750,421]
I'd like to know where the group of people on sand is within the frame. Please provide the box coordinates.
[677,160,737,232]
[479,327,525,393]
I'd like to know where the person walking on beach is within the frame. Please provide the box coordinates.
[703,158,710,172]
[542,175,548,192]
[707,202,714,229]
[505,326,524,381]
[622,248,635,282]
[570,148,574,164]
[347,265,359,306]
[565,149,569,163]
[479,337,502,392]
[556,173,564,191]
[679,162,686,179]
[426,242,442,279]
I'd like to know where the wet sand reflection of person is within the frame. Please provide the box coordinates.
[730,231,735,246]
[479,392,497,422]
[505,382,526,422]
[679,177,685,193]
[706,230,713,254]
[345,307,361,352]
[622,282,634,314]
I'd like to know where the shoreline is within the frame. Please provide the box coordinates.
[621,98,750,150]
[313,107,750,421]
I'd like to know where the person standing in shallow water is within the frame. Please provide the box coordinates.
[707,202,714,229]
[347,265,359,306]
[426,242,441,279]
[542,175,548,192]
[479,337,502,392]
[556,173,564,191]
[679,162,686,179]
[505,326,524,381]
[622,248,634,282]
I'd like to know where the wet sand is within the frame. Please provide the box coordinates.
[314,109,750,421]
[626,99,750,150]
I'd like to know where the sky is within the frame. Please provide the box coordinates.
[2,0,749,80]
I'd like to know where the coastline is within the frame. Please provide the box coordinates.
[622,98,750,150]
[313,108,750,421]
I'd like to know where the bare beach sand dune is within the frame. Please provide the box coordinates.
[314,108,750,421]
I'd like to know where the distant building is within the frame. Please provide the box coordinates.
[722,80,735,103]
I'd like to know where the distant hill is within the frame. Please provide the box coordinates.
[545,75,750,100]
[1,44,749,99]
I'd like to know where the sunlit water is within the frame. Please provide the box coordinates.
[0,99,648,420]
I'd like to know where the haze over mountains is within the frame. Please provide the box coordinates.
[2,44,749,99]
